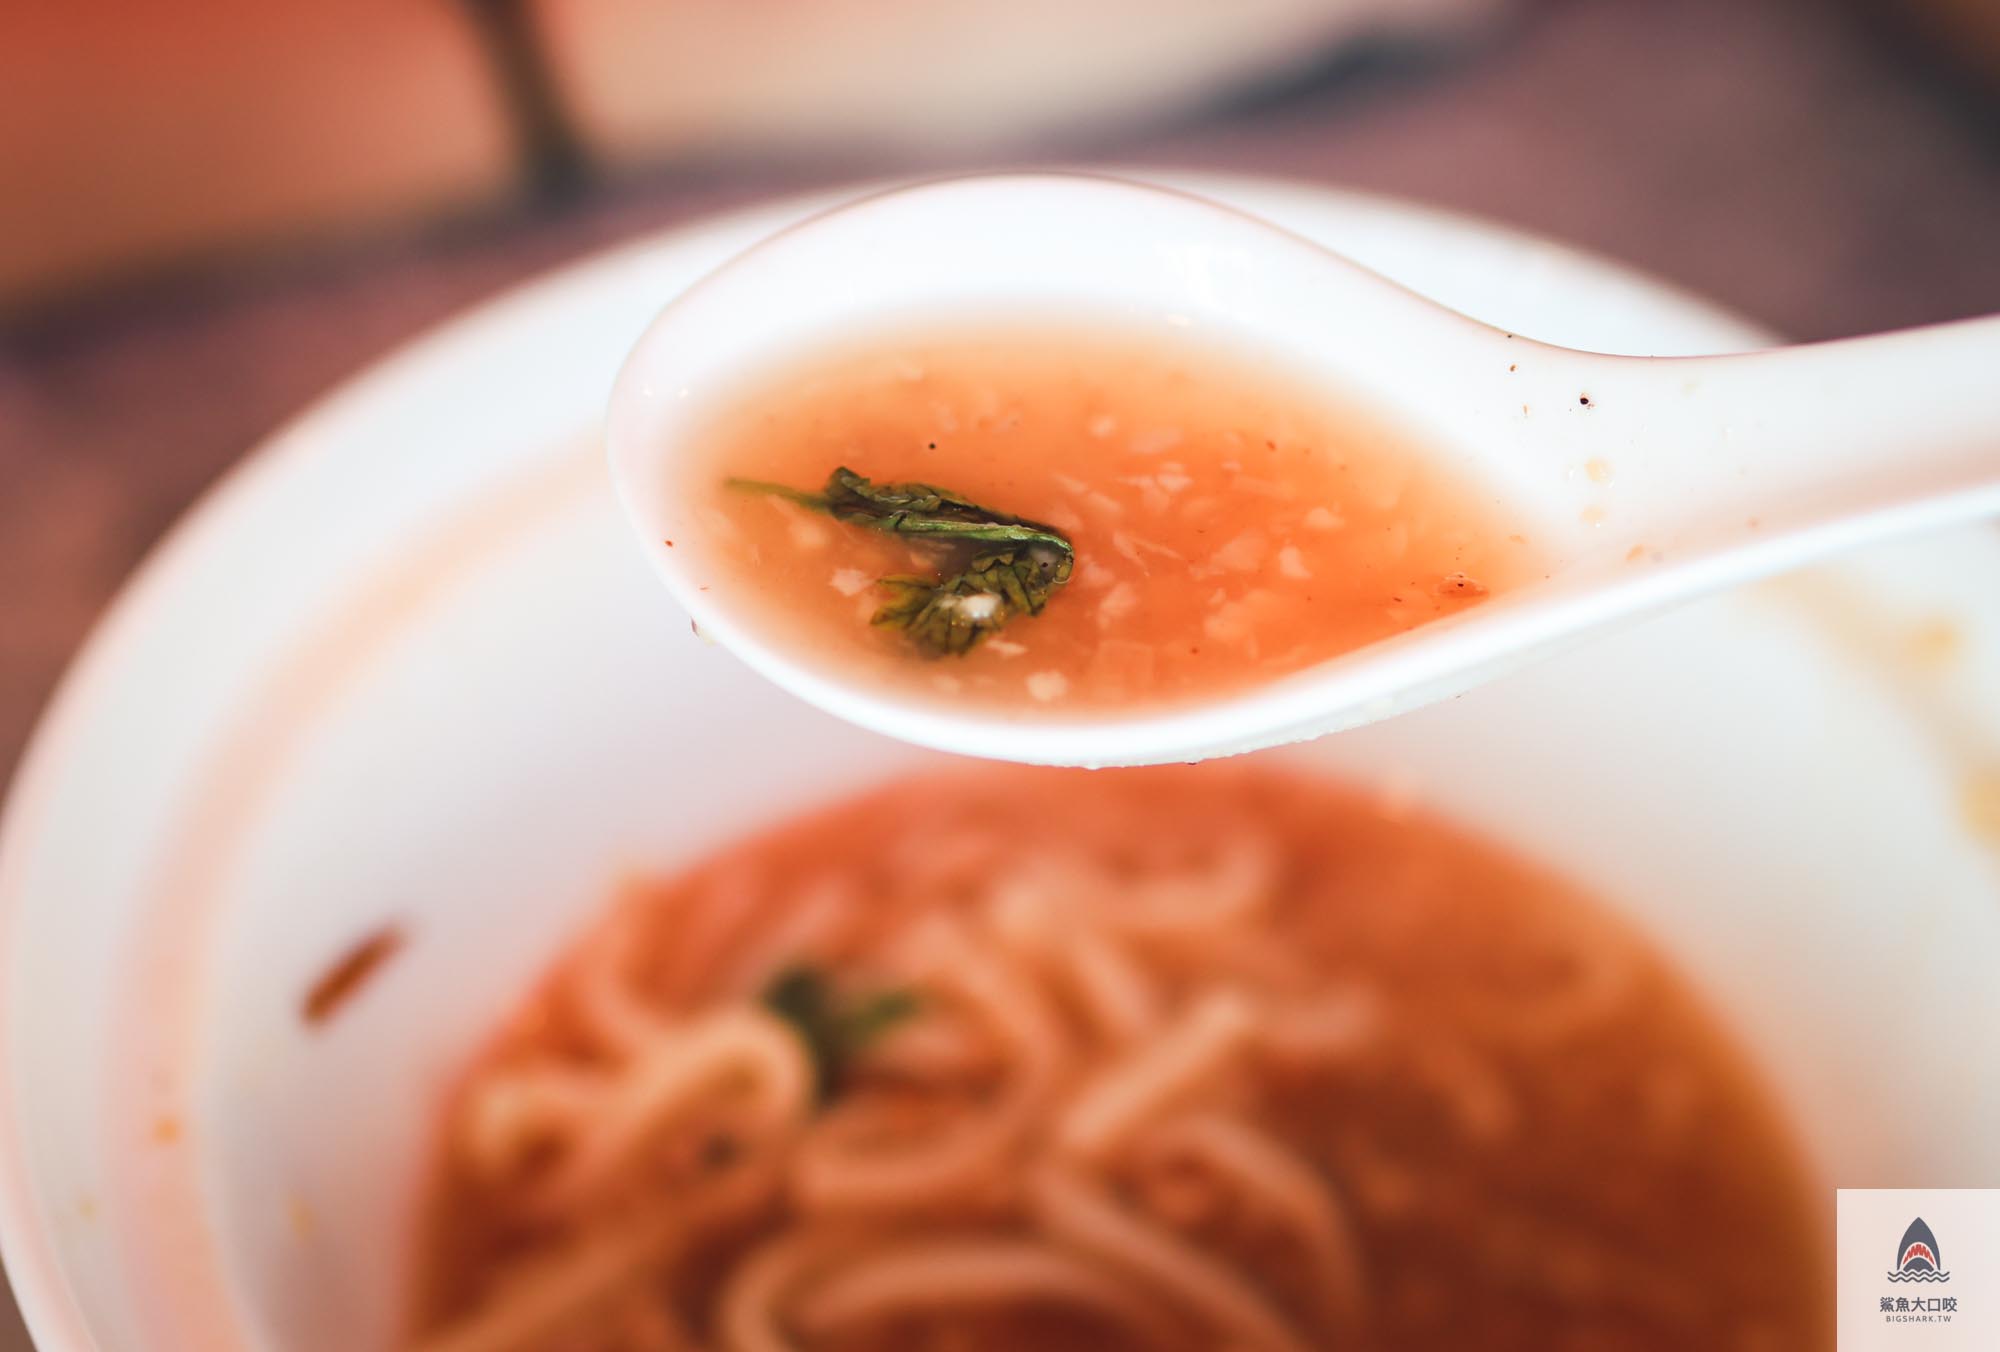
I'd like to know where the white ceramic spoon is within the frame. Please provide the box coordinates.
[607,172,2000,767]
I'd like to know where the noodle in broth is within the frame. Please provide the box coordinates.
[411,767,1827,1351]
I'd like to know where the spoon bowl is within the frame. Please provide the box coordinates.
[607,172,2000,766]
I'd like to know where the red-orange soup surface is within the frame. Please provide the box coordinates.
[412,766,1828,1352]
[680,326,1536,712]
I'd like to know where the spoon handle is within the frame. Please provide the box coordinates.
[1524,314,2000,569]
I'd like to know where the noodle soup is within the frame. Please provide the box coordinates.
[679,326,1534,713]
[411,768,1827,1351]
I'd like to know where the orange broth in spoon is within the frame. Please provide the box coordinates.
[682,324,1536,713]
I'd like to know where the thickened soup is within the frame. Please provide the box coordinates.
[675,325,1536,713]
[410,766,1827,1352]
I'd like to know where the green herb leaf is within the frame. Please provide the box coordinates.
[761,964,921,1101]
[729,467,1075,657]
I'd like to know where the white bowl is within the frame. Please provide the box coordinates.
[3,175,1997,1352]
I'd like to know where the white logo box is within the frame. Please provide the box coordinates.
[1839,1189,2000,1349]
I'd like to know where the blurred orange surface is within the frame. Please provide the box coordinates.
[0,0,514,308]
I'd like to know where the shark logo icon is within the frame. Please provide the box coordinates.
[1887,1217,1951,1283]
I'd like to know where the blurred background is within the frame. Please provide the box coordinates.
[0,0,1997,1338]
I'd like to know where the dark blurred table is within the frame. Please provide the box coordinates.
[0,0,1995,1342]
